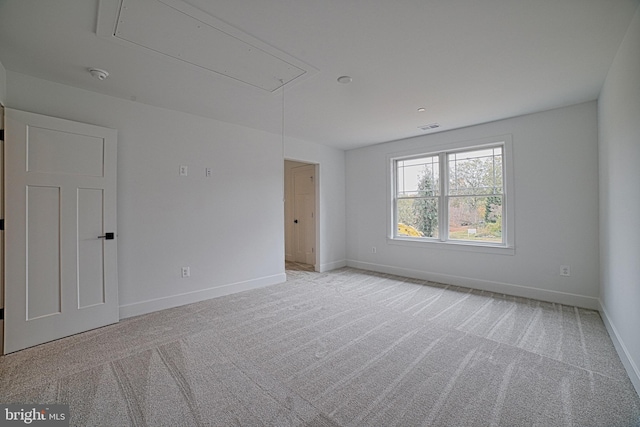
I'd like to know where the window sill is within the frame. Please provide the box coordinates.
[388,237,515,255]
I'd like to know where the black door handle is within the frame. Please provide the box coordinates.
[98,232,115,240]
[294,219,298,224]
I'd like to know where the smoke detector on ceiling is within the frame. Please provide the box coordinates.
[88,68,109,81]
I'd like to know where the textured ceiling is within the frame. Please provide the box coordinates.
[0,0,637,149]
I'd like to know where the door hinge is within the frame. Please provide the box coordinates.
[0,129,4,141]
[0,308,4,320]
[0,219,4,230]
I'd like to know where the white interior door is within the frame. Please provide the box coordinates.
[0,106,4,354]
[4,109,119,354]
[292,165,315,265]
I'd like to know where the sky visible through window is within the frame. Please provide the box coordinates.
[397,156,439,197]
[449,147,502,196]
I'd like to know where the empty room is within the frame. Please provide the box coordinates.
[0,0,639,425]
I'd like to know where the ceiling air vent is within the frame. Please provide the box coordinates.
[419,123,440,131]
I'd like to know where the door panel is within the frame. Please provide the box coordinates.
[292,165,315,266]
[4,109,118,354]
[27,126,105,176]
[26,185,62,320]
[77,188,106,308]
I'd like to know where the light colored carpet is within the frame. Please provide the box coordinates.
[1,267,639,426]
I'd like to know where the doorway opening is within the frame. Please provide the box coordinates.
[284,160,317,273]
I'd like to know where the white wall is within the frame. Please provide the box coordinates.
[5,71,346,317]
[598,3,640,395]
[346,102,600,308]
[285,138,346,271]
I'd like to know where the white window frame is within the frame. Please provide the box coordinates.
[387,134,515,255]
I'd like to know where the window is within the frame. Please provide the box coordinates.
[391,136,513,252]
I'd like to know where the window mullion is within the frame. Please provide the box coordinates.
[439,152,447,242]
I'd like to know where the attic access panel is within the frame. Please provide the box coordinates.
[97,0,310,92]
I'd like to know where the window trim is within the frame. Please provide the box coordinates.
[387,134,515,255]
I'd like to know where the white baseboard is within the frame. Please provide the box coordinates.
[119,273,287,319]
[318,259,347,273]
[346,260,600,310]
[599,301,640,397]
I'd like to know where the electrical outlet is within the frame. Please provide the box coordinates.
[179,165,188,176]
[205,168,212,177]
[371,246,377,253]
[181,266,190,278]
[560,265,570,277]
